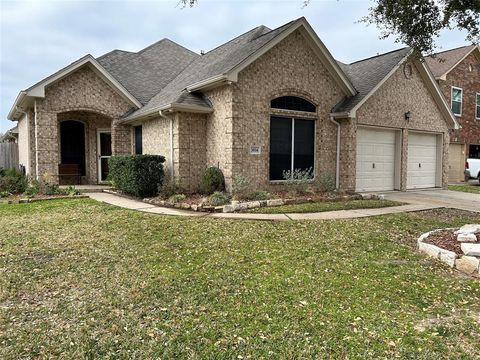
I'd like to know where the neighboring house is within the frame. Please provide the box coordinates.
[425,45,480,183]
[7,17,457,192]
[0,126,18,143]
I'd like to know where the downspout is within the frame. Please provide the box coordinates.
[159,110,174,179]
[329,116,341,190]
[34,100,39,179]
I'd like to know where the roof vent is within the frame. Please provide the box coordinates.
[200,50,205,56]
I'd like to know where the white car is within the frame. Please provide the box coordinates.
[465,158,480,182]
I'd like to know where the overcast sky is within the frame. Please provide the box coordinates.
[0,0,471,133]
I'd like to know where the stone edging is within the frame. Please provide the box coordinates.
[18,195,89,203]
[417,229,480,277]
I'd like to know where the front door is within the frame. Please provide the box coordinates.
[97,129,112,183]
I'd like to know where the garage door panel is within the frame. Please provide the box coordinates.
[407,133,438,189]
[356,128,396,192]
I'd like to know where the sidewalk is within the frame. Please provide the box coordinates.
[88,192,440,221]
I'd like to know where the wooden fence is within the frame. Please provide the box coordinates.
[0,142,19,170]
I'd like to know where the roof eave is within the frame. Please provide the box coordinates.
[7,91,28,121]
[121,102,213,124]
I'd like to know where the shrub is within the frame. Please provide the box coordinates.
[282,167,314,195]
[0,191,11,198]
[244,190,270,201]
[108,155,166,198]
[64,185,80,196]
[207,191,230,206]
[232,175,251,199]
[200,167,225,195]
[315,172,336,192]
[168,194,186,204]
[158,174,182,200]
[0,168,27,194]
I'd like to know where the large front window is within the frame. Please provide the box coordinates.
[269,116,315,180]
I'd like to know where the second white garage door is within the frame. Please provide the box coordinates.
[407,132,439,189]
[356,127,397,192]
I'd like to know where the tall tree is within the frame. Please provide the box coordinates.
[179,0,479,55]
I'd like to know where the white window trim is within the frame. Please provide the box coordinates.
[451,86,463,116]
[269,116,316,182]
[476,92,480,120]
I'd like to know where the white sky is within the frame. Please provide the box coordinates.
[0,0,471,132]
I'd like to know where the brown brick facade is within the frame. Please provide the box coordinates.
[31,65,133,183]
[354,61,450,190]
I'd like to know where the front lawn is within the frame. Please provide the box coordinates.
[1,199,480,359]
[449,183,480,194]
[246,199,401,214]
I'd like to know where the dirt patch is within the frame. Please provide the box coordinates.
[423,229,480,255]
[414,307,480,332]
[412,208,480,222]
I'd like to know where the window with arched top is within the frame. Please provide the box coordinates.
[271,96,316,113]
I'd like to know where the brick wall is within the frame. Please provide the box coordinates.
[354,61,450,190]
[230,29,345,191]
[32,65,133,183]
[439,52,480,147]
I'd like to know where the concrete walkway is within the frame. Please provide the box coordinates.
[88,192,440,221]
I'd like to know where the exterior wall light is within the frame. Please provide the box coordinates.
[405,111,411,121]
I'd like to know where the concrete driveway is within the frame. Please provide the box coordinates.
[381,188,480,213]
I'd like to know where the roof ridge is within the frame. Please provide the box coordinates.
[347,47,410,65]
[97,49,133,61]
[138,38,199,57]
[250,19,297,41]
[200,25,268,56]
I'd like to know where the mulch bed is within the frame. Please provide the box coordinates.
[423,229,480,255]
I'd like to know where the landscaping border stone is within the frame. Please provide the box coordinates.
[418,227,480,277]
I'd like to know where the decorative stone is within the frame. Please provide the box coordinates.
[460,243,480,257]
[267,199,284,207]
[438,249,457,268]
[418,242,440,259]
[455,256,480,276]
[222,205,234,213]
[246,201,260,209]
[454,224,480,235]
[457,233,477,242]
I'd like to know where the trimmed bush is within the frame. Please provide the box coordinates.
[108,155,166,198]
[200,167,225,195]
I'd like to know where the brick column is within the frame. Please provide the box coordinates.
[111,119,132,155]
[338,119,356,192]
[400,129,408,191]
[35,108,59,183]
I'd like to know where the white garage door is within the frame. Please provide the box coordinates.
[356,127,397,192]
[407,132,438,189]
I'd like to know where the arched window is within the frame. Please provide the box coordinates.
[271,96,316,113]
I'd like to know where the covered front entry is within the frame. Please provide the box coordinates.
[57,111,113,185]
[356,127,399,192]
[407,132,441,189]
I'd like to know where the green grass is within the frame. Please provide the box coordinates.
[247,199,402,214]
[1,199,480,359]
[449,184,480,194]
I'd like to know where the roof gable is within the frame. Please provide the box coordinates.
[425,45,480,79]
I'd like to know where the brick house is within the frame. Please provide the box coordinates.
[425,45,480,182]
[8,18,457,193]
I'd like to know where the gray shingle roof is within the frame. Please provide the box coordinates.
[97,39,199,105]
[332,47,411,113]
[125,19,300,119]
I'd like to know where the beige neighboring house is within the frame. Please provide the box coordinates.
[425,45,480,183]
[0,126,18,143]
[7,17,457,192]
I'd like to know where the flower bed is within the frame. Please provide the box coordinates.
[418,224,480,277]
[143,191,378,213]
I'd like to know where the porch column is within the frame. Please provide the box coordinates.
[34,104,59,183]
[111,118,132,155]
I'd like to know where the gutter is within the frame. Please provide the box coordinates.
[7,91,27,121]
[329,116,341,190]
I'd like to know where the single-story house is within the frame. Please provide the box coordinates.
[425,45,480,183]
[7,17,458,192]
